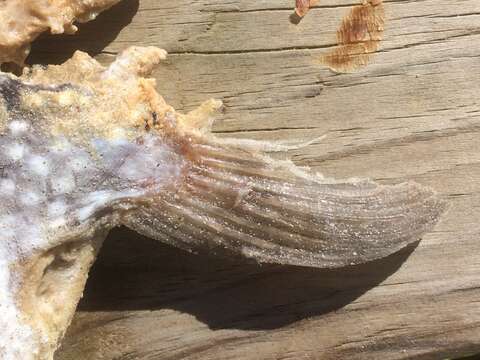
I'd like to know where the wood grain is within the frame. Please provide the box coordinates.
[27,0,480,359]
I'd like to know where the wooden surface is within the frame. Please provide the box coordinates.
[28,0,480,359]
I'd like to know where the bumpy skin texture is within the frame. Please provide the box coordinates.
[0,47,445,359]
[0,0,121,65]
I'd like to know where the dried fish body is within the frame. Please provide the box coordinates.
[0,47,445,359]
[0,0,121,65]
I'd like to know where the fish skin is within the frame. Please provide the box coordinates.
[0,47,446,359]
[0,0,121,65]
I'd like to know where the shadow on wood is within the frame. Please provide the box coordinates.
[78,227,417,331]
[27,0,139,66]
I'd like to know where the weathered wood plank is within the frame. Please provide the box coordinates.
[27,0,480,358]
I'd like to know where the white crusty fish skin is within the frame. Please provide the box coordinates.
[0,47,445,359]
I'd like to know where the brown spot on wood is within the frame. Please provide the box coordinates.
[321,0,385,73]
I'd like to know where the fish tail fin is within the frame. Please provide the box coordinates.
[124,135,445,268]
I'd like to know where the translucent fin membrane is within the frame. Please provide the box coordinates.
[124,135,445,268]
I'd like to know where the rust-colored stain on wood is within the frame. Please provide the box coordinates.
[295,0,319,18]
[321,0,385,73]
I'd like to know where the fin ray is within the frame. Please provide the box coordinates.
[124,135,445,268]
